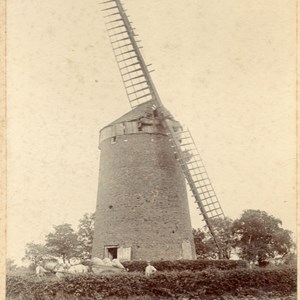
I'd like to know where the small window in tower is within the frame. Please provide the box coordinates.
[111,136,117,144]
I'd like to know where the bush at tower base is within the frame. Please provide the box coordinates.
[6,266,296,299]
[122,259,247,272]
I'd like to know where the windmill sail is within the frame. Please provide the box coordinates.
[101,0,162,109]
[167,126,226,256]
[101,0,226,257]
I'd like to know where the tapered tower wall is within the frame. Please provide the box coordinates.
[92,104,196,261]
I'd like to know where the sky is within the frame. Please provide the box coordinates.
[6,0,296,264]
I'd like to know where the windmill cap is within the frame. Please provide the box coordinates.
[105,100,154,127]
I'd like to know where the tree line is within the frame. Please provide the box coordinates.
[22,213,95,265]
[193,209,295,266]
[18,209,295,269]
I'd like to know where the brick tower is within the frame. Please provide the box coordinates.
[92,101,196,261]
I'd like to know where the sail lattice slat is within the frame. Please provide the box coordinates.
[168,128,225,226]
[101,0,155,109]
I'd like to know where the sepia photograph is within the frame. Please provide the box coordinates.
[4,0,297,299]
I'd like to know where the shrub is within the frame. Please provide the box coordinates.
[7,266,296,299]
[123,259,247,272]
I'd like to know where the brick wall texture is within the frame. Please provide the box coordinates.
[92,131,196,261]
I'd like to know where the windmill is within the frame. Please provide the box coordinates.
[92,0,226,261]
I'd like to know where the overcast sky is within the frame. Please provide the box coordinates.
[7,0,296,264]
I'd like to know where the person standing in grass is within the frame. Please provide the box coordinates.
[145,261,157,277]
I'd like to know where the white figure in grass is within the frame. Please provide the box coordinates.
[145,261,157,277]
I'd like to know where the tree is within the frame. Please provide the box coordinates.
[232,209,294,266]
[193,217,234,259]
[77,212,95,259]
[23,242,49,264]
[45,223,79,263]
[193,228,216,259]
[22,213,95,264]
[6,258,18,273]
